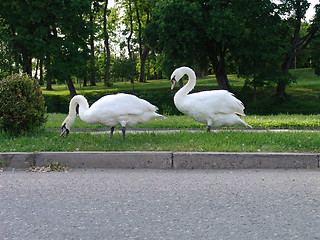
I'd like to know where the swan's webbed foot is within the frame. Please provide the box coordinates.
[207,125,211,132]
[121,127,126,140]
[109,127,115,139]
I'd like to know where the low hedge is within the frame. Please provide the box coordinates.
[43,86,320,115]
[43,88,180,115]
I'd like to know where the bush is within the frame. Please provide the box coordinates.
[44,94,70,114]
[0,73,47,135]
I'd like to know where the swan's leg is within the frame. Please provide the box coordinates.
[109,127,115,139]
[206,119,213,132]
[121,126,126,140]
[237,117,253,128]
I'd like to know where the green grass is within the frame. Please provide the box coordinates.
[1,114,319,153]
[47,113,320,129]
[42,78,171,95]
[1,130,319,152]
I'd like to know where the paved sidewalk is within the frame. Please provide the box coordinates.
[1,151,319,170]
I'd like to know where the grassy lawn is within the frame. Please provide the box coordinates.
[1,129,319,152]
[1,68,320,153]
[1,114,320,153]
[46,113,320,129]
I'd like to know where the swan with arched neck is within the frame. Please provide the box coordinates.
[170,66,252,131]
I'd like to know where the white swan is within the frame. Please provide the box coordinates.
[60,93,164,139]
[170,66,252,131]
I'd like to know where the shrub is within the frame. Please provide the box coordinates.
[43,94,70,114]
[0,73,47,135]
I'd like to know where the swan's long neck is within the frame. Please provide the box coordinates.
[68,95,90,122]
[175,68,196,99]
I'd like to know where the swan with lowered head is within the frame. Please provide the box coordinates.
[170,66,252,131]
[60,93,164,139]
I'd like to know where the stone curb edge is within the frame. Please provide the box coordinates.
[1,151,319,170]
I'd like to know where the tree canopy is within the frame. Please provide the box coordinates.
[0,0,319,97]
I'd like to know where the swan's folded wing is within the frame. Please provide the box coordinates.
[188,90,245,115]
[90,93,158,116]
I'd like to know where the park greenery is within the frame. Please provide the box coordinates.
[0,0,319,98]
[42,68,320,115]
[1,115,320,152]
[2,130,320,152]
[1,64,320,152]
[1,66,319,152]
[0,74,46,135]
[1,0,320,152]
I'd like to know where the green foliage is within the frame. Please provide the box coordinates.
[234,0,291,88]
[111,57,137,82]
[0,0,92,83]
[44,94,70,114]
[145,0,205,71]
[0,73,47,135]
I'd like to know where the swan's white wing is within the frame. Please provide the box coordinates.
[184,90,245,116]
[89,93,158,117]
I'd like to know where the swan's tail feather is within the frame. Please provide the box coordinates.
[235,112,246,116]
[155,113,167,119]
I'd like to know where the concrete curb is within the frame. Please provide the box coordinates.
[0,151,319,170]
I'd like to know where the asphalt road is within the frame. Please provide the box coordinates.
[1,169,320,240]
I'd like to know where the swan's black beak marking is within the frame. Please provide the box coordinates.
[60,123,70,137]
[170,76,176,90]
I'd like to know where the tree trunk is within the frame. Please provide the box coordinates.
[134,0,149,83]
[276,28,300,97]
[207,41,230,90]
[45,55,53,90]
[103,0,111,86]
[216,71,230,90]
[276,0,304,97]
[46,75,53,90]
[89,12,96,86]
[276,81,286,97]
[83,71,88,87]
[139,46,149,82]
[22,52,32,76]
[127,1,134,84]
[39,59,44,85]
[67,77,77,98]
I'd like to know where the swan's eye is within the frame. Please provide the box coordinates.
[171,76,176,81]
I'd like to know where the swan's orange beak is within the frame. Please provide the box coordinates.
[170,79,176,90]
